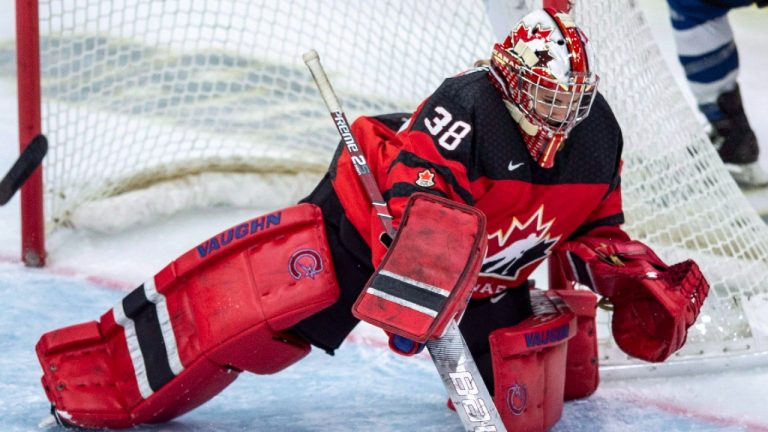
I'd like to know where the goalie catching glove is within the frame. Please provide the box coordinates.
[556,237,709,362]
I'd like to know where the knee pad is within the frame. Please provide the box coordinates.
[36,204,340,429]
[556,289,599,400]
[488,289,576,432]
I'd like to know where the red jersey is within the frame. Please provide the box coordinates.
[330,68,628,299]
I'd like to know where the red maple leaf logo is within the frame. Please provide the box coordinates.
[416,169,435,187]
[513,23,553,44]
[510,23,556,68]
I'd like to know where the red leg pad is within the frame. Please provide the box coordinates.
[37,321,144,428]
[207,328,310,375]
[38,319,241,428]
[556,289,599,400]
[36,204,339,428]
[489,290,576,432]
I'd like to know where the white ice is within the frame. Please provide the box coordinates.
[1,1,768,431]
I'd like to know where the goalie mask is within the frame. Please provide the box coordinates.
[490,8,599,168]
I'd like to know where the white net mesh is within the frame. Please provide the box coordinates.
[570,0,768,374]
[32,0,493,229]
[7,0,768,373]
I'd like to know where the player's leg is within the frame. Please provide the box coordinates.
[459,285,533,390]
[36,203,343,429]
[667,0,767,186]
[460,287,579,432]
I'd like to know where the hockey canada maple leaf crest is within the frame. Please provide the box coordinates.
[481,206,560,282]
[415,169,435,187]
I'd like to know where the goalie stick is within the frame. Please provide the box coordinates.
[303,49,506,432]
[0,134,48,206]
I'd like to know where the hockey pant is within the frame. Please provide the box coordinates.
[35,203,339,429]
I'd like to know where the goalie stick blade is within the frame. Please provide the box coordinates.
[426,321,507,432]
[0,134,48,206]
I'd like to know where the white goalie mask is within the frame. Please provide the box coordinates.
[490,8,599,168]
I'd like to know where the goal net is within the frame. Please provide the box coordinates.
[23,0,494,232]
[10,0,768,375]
[570,1,768,376]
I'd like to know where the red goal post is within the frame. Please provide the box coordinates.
[16,0,45,267]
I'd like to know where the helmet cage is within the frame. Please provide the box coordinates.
[517,65,599,137]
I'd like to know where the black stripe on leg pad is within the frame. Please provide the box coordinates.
[122,285,175,392]
[369,271,449,315]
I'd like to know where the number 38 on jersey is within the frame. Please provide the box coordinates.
[424,106,472,151]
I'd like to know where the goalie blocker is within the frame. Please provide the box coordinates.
[35,193,487,429]
[353,192,487,343]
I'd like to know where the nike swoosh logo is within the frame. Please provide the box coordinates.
[508,161,524,172]
[489,291,508,304]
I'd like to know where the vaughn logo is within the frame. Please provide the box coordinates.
[196,212,282,258]
[288,248,325,280]
[481,205,560,283]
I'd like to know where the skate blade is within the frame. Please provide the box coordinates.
[37,413,57,429]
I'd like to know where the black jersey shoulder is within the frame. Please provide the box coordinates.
[431,68,501,111]
[423,69,521,180]
[477,90,623,186]
[400,69,496,176]
[555,93,623,184]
